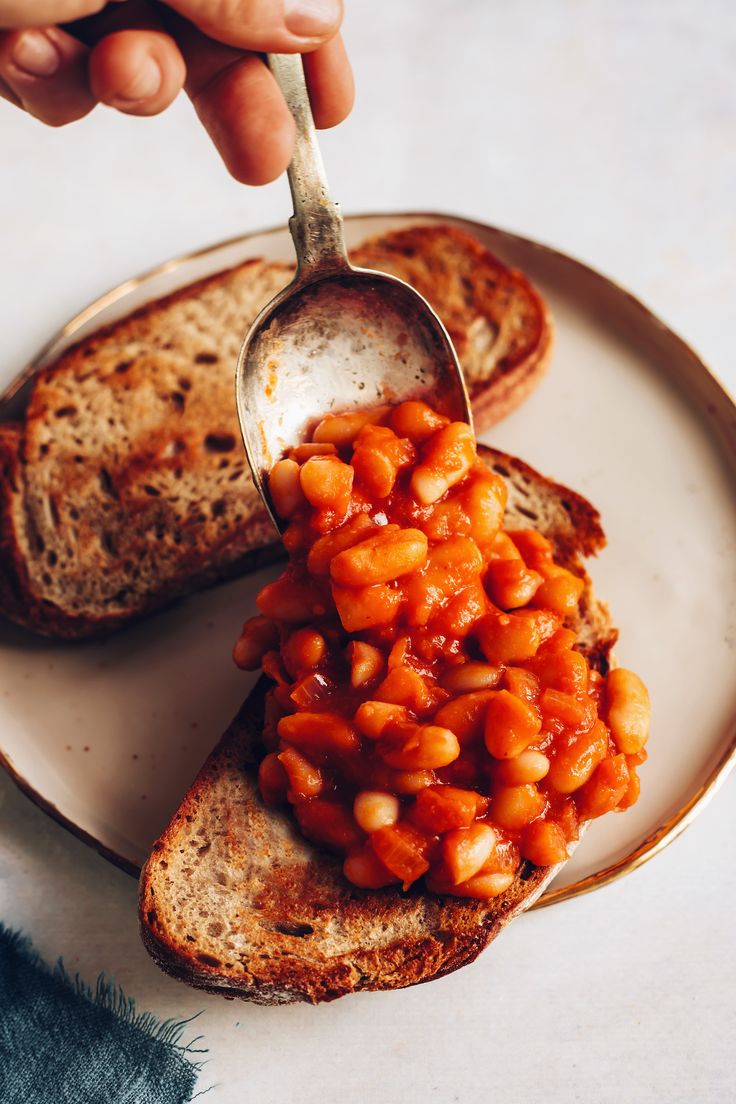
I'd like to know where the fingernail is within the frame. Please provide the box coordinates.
[117,57,161,102]
[284,0,340,37]
[11,31,60,78]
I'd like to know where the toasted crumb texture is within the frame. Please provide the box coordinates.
[139,447,613,1006]
[0,226,552,638]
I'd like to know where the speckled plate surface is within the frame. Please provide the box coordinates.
[1,212,734,905]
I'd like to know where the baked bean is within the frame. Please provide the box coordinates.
[378,722,460,770]
[281,519,310,556]
[434,690,496,744]
[540,627,578,654]
[490,784,546,831]
[348,641,385,687]
[443,823,498,884]
[618,761,641,809]
[476,609,560,664]
[438,756,485,790]
[307,513,376,576]
[405,536,484,625]
[375,667,437,713]
[502,668,541,703]
[353,700,410,740]
[546,719,609,794]
[354,424,413,462]
[440,662,503,694]
[411,785,484,833]
[288,441,338,461]
[577,754,630,819]
[433,581,489,638]
[606,668,651,754]
[540,688,596,732]
[332,582,402,632]
[353,790,401,833]
[451,870,515,899]
[507,529,554,569]
[531,566,585,615]
[295,800,364,852]
[256,576,327,623]
[352,425,416,499]
[278,746,323,801]
[353,446,397,498]
[486,558,543,609]
[462,472,507,546]
[258,752,289,806]
[300,455,354,514]
[419,496,472,542]
[489,531,523,561]
[411,422,476,504]
[533,649,588,695]
[495,750,550,785]
[277,711,360,755]
[485,690,542,759]
[521,820,568,866]
[436,535,485,582]
[312,405,390,447]
[331,527,428,587]
[388,769,436,794]
[268,458,306,519]
[343,844,398,888]
[282,628,326,676]
[233,615,279,670]
[390,400,449,443]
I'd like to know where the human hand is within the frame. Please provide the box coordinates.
[0,0,353,183]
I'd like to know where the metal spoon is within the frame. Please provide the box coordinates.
[236,53,471,533]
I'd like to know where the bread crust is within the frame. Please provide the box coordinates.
[139,447,613,1005]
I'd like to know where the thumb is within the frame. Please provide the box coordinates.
[163,0,343,53]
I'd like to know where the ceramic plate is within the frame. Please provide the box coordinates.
[1,212,734,907]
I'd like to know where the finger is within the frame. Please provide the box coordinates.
[0,25,95,125]
[166,0,343,53]
[0,1,109,29]
[303,32,353,129]
[169,16,294,184]
[89,28,185,115]
[188,50,295,185]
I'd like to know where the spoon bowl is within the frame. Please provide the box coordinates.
[236,55,470,532]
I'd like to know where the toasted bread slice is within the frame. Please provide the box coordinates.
[139,447,616,1005]
[352,225,553,427]
[0,225,552,639]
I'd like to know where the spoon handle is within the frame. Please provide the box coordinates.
[267,53,350,281]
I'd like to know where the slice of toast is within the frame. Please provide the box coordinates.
[0,225,552,639]
[139,446,616,1005]
[352,225,553,427]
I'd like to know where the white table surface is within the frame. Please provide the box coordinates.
[1,1,735,1100]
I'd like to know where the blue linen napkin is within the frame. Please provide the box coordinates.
[0,925,204,1104]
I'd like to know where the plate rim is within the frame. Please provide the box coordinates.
[2,208,735,909]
